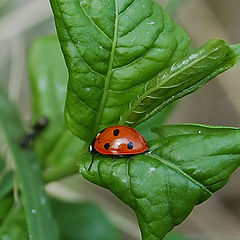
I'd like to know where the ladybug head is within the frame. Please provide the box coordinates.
[88,138,97,171]
[88,128,106,171]
[89,135,97,154]
[89,144,94,154]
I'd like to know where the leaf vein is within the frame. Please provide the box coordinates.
[79,2,113,42]
[146,152,213,196]
[119,12,152,38]
[69,82,97,113]
[113,26,163,71]
[65,105,93,130]
[92,0,119,136]
[165,166,174,226]
[119,0,135,16]
[56,1,106,78]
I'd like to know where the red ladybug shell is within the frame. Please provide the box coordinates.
[93,125,148,155]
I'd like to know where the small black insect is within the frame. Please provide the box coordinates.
[113,129,120,136]
[19,117,49,149]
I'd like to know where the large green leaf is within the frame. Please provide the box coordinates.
[51,198,121,240]
[119,39,240,126]
[80,127,240,240]
[0,85,60,240]
[29,36,84,180]
[152,123,240,138]
[50,0,190,141]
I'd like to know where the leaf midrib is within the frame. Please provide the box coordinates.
[92,0,119,136]
[145,152,213,196]
[120,45,225,124]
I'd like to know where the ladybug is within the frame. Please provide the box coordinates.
[88,125,148,170]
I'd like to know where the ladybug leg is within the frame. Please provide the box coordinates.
[88,150,95,171]
[111,156,116,162]
[130,156,134,160]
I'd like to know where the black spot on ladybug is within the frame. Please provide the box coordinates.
[113,129,120,136]
[104,143,110,150]
[127,142,134,150]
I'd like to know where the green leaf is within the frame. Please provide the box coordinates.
[43,130,84,182]
[29,35,68,120]
[0,85,60,240]
[231,43,240,57]
[136,102,176,141]
[51,198,121,240]
[0,202,28,240]
[50,0,189,141]
[152,123,240,138]
[80,128,240,240]
[29,36,84,180]
[28,35,69,158]
[120,39,240,126]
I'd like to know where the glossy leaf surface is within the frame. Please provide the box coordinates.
[152,123,240,138]
[29,36,84,180]
[120,39,240,126]
[0,86,60,240]
[51,198,121,240]
[50,0,189,141]
[80,127,240,240]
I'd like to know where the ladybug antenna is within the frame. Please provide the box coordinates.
[88,150,95,171]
